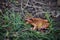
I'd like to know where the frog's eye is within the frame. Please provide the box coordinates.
[29,19,33,21]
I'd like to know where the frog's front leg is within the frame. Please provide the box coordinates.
[31,23,37,30]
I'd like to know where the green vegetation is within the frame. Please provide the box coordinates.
[0,0,60,40]
[0,9,60,40]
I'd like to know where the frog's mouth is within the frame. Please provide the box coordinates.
[25,18,33,23]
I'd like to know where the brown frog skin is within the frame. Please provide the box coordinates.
[25,18,49,31]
